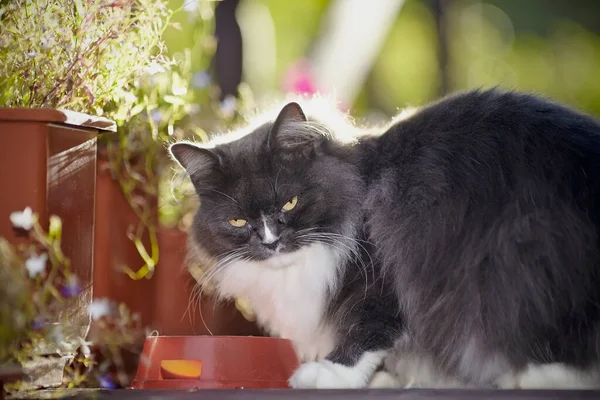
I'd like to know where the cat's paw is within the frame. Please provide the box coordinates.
[368,371,401,388]
[289,360,369,389]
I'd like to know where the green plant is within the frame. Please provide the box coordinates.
[0,0,174,280]
[1,208,147,395]
[0,0,183,280]
[0,0,171,114]
[0,0,247,282]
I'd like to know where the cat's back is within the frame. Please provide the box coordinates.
[376,88,600,159]
[364,88,600,209]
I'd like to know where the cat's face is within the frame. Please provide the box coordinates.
[170,102,363,263]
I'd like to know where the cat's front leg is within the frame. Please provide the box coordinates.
[289,341,389,389]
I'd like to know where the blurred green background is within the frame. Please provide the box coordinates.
[165,0,600,120]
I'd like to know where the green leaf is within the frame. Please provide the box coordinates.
[129,103,145,118]
[163,95,186,105]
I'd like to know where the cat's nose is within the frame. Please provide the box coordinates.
[257,217,280,246]
[262,238,280,250]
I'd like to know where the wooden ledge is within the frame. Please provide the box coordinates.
[0,108,116,132]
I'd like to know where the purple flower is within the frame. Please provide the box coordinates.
[60,275,82,298]
[32,317,46,330]
[191,71,211,89]
[151,109,162,124]
[98,374,117,389]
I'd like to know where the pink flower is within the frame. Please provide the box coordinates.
[282,59,317,96]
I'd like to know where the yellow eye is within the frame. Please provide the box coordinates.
[228,218,247,227]
[282,196,298,211]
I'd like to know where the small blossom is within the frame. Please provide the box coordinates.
[32,317,46,330]
[191,71,211,89]
[25,253,48,278]
[81,37,94,49]
[78,337,93,358]
[40,36,54,50]
[60,274,82,298]
[220,95,237,119]
[88,298,111,321]
[143,62,165,75]
[97,374,117,389]
[10,206,33,230]
[26,50,38,59]
[150,109,162,124]
[184,103,200,115]
[183,0,199,13]
[282,59,317,95]
[172,86,187,96]
[48,215,62,238]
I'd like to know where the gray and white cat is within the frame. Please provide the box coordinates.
[170,89,600,389]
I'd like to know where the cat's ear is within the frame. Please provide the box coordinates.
[272,102,307,132]
[268,102,325,157]
[169,142,221,186]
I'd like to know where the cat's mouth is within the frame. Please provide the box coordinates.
[262,242,285,256]
[251,241,299,262]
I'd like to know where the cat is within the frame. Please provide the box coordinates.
[170,88,600,389]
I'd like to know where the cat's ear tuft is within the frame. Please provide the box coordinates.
[169,142,221,185]
[269,102,325,157]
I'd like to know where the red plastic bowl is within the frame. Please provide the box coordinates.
[129,336,299,389]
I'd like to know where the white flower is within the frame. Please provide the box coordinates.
[143,62,165,75]
[26,50,38,59]
[172,86,187,96]
[40,36,54,50]
[81,37,94,49]
[10,206,33,230]
[183,0,199,13]
[25,253,48,278]
[220,95,237,118]
[88,298,111,321]
[78,337,93,358]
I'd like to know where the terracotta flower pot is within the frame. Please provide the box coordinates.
[93,153,156,326]
[130,336,299,389]
[152,228,260,336]
[0,107,115,387]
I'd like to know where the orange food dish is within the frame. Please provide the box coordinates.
[160,360,203,380]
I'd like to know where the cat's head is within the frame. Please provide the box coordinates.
[170,101,364,264]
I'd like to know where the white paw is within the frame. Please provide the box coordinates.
[289,360,369,389]
[368,371,401,388]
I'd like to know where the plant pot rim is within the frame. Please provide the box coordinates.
[0,107,116,132]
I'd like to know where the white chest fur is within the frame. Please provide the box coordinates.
[216,243,341,362]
